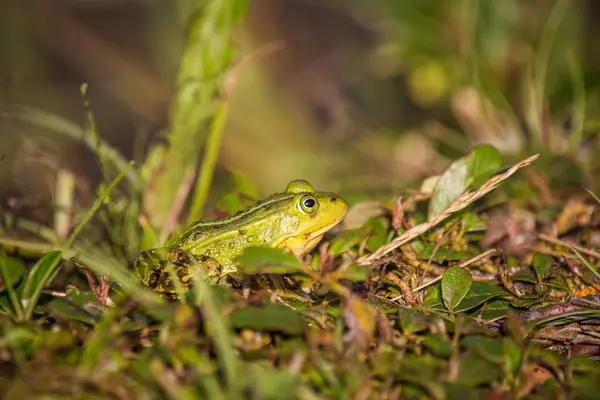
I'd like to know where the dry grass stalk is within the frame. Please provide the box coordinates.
[356,154,540,266]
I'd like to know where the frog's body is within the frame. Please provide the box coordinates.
[134,180,348,298]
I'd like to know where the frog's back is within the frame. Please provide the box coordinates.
[175,194,290,262]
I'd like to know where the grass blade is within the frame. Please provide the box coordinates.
[186,100,229,225]
[571,246,600,280]
[192,267,240,397]
[65,162,132,249]
[21,251,63,321]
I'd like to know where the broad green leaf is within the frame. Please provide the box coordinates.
[512,269,538,283]
[365,217,391,252]
[47,298,99,326]
[428,156,469,219]
[336,263,369,282]
[213,172,260,219]
[502,337,521,374]
[569,357,600,373]
[0,257,27,291]
[21,251,63,320]
[455,351,503,386]
[479,299,511,320]
[329,228,364,255]
[2,324,41,356]
[0,257,26,318]
[423,285,443,309]
[416,244,473,263]
[423,333,453,357]
[442,384,479,400]
[397,308,431,334]
[139,222,161,251]
[236,247,304,275]
[454,281,509,312]
[231,304,306,335]
[461,336,503,363]
[441,266,472,311]
[460,212,487,232]
[571,375,600,398]
[428,145,502,219]
[229,170,260,200]
[466,145,503,189]
[252,367,299,400]
[532,253,554,280]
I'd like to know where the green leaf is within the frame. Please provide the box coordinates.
[252,367,298,400]
[512,269,538,283]
[47,298,99,326]
[365,217,390,252]
[442,384,480,400]
[397,308,431,334]
[0,257,27,318]
[236,247,304,275]
[456,351,503,386]
[532,253,554,280]
[502,337,521,374]
[428,145,502,219]
[337,263,369,282]
[461,212,487,232]
[329,228,365,256]
[0,257,27,291]
[423,333,453,357]
[428,156,469,219]
[139,222,161,252]
[441,266,472,312]
[461,336,503,362]
[466,144,503,189]
[230,170,259,200]
[2,324,41,356]
[416,244,473,263]
[569,357,600,373]
[216,192,251,217]
[230,304,306,335]
[423,285,443,309]
[479,299,511,320]
[454,281,509,312]
[21,251,63,320]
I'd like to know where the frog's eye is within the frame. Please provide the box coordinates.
[298,195,319,215]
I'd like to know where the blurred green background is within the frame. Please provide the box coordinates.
[1,0,599,222]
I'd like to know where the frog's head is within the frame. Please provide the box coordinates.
[274,179,349,257]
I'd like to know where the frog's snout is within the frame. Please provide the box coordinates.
[327,195,349,221]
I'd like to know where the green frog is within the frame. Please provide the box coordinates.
[134,180,349,299]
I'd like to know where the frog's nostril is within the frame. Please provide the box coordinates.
[330,197,337,203]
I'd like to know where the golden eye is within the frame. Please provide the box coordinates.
[298,195,319,215]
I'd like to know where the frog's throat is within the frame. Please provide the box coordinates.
[274,220,342,256]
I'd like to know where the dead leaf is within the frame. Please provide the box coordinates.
[342,296,377,351]
[480,209,537,257]
[556,196,594,235]
[342,201,388,230]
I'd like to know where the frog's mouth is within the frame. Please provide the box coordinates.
[301,219,343,241]
[278,218,345,257]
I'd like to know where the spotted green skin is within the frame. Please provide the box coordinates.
[134,180,349,298]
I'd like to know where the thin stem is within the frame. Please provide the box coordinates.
[187,100,229,225]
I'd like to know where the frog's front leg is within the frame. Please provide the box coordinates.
[249,274,314,304]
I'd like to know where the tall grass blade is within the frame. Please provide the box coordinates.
[21,251,63,321]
